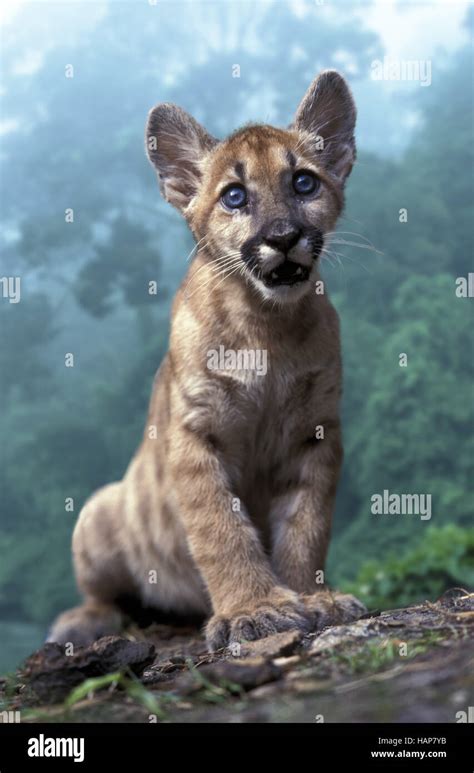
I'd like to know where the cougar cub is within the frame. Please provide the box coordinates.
[49,70,365,651]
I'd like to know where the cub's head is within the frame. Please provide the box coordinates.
[146,70,356,303]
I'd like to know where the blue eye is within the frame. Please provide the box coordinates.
[221,185,247,209]
[293,171,319,195]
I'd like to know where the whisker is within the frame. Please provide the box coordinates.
[321,246,372,275]
[184,251,242,288]
[206,262,243,297]
[320,246,344,273]
[329,238,384,255]
[330,233,384,255]
[185,257,242,299]
[326,230,375,246]
[185,235,208,262]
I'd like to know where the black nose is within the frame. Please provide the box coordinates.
[262,220,301,253]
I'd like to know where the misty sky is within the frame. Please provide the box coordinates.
[0,0,471,157]
[1,0,470,63]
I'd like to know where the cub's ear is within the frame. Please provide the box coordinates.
[293,70,356,183]
[146,103,218,212]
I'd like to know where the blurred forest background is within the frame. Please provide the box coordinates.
[0,0,473,672]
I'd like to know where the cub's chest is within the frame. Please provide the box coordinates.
[180,336,340,456]
[213,360,337,446]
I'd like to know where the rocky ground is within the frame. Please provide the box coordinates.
[1,589,472,724]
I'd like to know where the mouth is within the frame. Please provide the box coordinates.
[261,261,310,288]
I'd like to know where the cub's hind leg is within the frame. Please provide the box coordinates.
[48,482,133,646]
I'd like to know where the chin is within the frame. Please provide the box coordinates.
[251,276,314,305]
[250,260,319,306]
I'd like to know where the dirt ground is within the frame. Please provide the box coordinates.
[1,588,472,724]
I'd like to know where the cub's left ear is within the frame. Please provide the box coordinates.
[293,70,356,183]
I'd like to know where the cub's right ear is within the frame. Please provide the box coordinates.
[145,103,218,213]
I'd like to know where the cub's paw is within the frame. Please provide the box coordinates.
[47,603,123,647]
[301,590,367,631]
[205,588,310,652]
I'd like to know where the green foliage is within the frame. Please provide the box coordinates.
[185,658,244,703]
[330,633,445,675]
[75,219,167,318]
[344,525,474,610]
[328,45,473,579]
[64,670,175,719]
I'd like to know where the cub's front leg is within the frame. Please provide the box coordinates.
[270,423,366,627]
[169,428,310,651]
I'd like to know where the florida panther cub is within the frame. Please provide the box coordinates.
[49,70,365,651]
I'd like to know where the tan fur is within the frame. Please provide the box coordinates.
[49,71,365,651]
